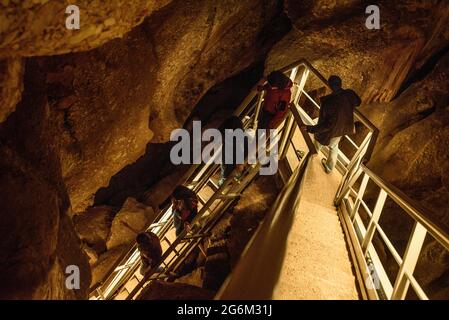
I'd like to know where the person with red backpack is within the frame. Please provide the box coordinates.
[257,70,293,130]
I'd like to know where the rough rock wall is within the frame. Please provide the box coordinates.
[0,0,173,125]
[45,0,286,212]
[0,58,23,122]
[0,60,90,299]
[141,0,289,142]
[0,0,172,58]
[268,0,449,103]
[44,28,155,212]
[0,0,289,299]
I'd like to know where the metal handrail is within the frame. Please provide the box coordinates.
[216,59,448,301]
[361,164,449,252]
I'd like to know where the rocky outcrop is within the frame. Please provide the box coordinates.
[106,197,156,249]
[267,0,449,103]
[42,29,156,211]
[73,205,116,255]
[0,0,172,58]
[365,51,449,230]
[0,58,23,122]
[139,0,290,142]
[0,60,90,299]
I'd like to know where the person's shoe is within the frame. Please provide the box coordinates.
[321,158,332,174]
[218,177,226,187]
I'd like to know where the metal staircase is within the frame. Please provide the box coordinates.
[217,59,449,300]
[89,73,288,300]
[90,59,449,300]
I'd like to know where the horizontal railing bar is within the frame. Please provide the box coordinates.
[372,221,403,266]
[360,200,373,218]
[345,136,359,149]
[301,90,321,109]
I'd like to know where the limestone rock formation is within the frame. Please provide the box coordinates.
[0,0,172,58]
[267,0,449,103]
[106,198,156,249]
[73,205,116,254]
[42,29,156,211]
[365,51,449,233]
[0,60,90,299]
[2,0,449,300]
[0,58,23,122]
[139,0,289,142]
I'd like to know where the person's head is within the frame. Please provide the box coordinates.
[267,71,290,89]
[171,185,192,211]
[136,232,152,255]
[328,75,342,92]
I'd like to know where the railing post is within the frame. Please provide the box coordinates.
[278,113,294,158]
[350,173,370,221]
[334,165,363,205]
[290,103,317,155]
[361,189,388,254]
[391,222,427,300]
[293,68,309,105]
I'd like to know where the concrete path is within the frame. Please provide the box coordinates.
[272,155,359,299]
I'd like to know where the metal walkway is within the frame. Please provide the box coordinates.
[217,60,449,300]
[90,59,449,300]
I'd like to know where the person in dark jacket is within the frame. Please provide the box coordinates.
[306,75,361,173]
[218,116,247,187]
[257,71,293,130]
[171,185,198,237]
[136,231,163,276]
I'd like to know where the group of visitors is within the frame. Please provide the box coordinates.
[136,71,361,277]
